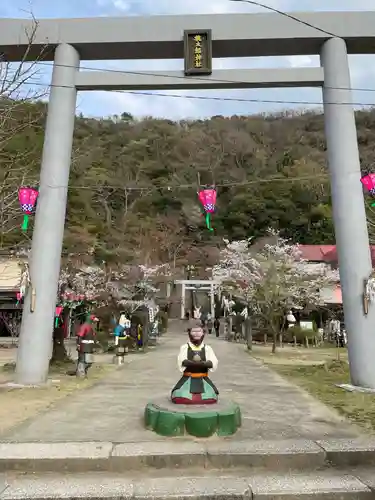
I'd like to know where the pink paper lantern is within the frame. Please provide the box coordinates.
[361,173,375,195]
[18,186,39,231]
[198,188,217,231]
[198,188,217,213]
[55,306,63,317]
[55,305,64,328]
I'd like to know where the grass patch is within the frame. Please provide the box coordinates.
[251,344,347,366]
[265,357,375,433]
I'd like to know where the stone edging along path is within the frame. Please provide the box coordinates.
[0,437,374,473]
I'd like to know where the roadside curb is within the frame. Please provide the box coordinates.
[0,438,374,473]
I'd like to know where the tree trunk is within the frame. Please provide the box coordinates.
[272,333,277,353]
[271,318,279,354]
[245,318,252,351]
[142,312,149,350]
[227,316,233,342]
[50,326,71,364]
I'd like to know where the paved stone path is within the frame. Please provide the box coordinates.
[0,321,361,442]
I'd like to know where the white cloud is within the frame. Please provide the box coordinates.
[97,0,131,11]
[99,0,375,15]
[97,0,252,15]
[287,56,317,68]
[113,0,130,10]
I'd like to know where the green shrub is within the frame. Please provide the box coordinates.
[286,326,316,343]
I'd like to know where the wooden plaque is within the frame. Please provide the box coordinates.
[184,29,212,76]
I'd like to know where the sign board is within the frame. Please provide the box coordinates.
[184,29,212,76]
[300,321,314,330]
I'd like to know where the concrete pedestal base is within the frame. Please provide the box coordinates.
[144,397,241,437]
[337,383,375,394]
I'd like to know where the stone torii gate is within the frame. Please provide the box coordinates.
[175,279,219,320]
[1,11,375,387]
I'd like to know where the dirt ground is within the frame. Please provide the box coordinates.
[0,346,116,437]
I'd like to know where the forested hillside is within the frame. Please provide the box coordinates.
[2,100,375,270]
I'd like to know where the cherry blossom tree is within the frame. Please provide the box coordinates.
[16,249,171,363]
[52,261,170,362]
[58,265,108,304]
[212,231,339,352]
[111,263,170,312]
[58,262,170,311]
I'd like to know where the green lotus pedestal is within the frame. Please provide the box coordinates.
[144,398,241,438]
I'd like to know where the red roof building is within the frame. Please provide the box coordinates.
[298,245,336,262]
[297,245,375,305]
[298,245,375,264]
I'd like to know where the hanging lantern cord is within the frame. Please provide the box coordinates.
[205,212,213,231]
[21,214,29,231]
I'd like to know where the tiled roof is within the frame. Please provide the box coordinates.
[299,244,375,263]
[298,245,336,261]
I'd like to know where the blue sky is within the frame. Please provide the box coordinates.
[1,0,375,119]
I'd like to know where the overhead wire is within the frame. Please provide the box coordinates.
[4,74,375,107]
[0,2,369,193]
[228,0,337,37]
[15,59,375,97]
[0,173,331,193]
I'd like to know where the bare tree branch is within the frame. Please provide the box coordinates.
[0,14,48,250]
